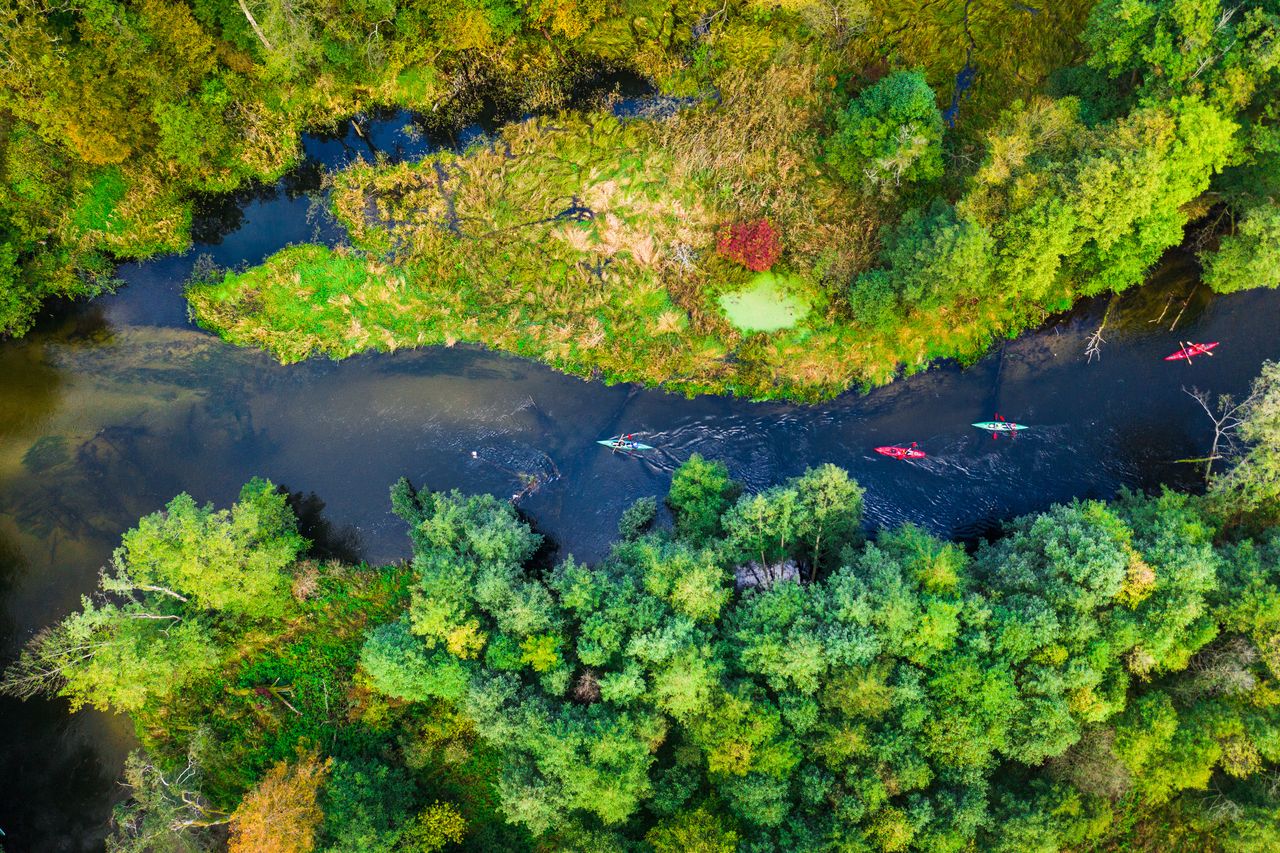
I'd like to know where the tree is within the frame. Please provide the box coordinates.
[1203,202,1280,294]
[114,478,307,619]
[1212,361,1280,525]
[1083,0,1280,110]
[793,461,865,580]
[318,758,419,853]
[398,802,467,853]
[646,806,738,853]
[107,751,227,853]
[826,70,944,189]
[721,487,802,581]
[229,752,331,853]
[618,496,657,540]
[1,596,222,713]
[851,200,995,316]
[666,455,741,543]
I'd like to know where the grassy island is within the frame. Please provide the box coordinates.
[186,0,1280,399]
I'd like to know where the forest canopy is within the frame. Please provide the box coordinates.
[6,368,1280,851]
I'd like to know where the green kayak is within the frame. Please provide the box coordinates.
[598,437,654,451]
[972,421,1028,432]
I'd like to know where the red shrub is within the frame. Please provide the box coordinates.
[717,219,782,272]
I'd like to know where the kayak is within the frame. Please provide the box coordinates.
[598,437,654,451]
[875,445,927,460]
[972,421,1028,432]
[1164,342,1219,361]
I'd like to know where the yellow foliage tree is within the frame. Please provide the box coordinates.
[229,752,332,853]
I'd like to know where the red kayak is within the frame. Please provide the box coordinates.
[1164,342,1219,361]
[875,444,926,460]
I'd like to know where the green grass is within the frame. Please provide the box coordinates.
[719,272,810,332]
[69,168,128,237]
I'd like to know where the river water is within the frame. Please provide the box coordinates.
[2,111,1279,850]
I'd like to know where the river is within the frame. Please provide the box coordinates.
[2,110,1279,850]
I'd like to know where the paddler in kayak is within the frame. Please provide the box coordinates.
[875,442,926,460]
[972,413,1029,438]
[598,434,655,452]
[1165,341,1219,363]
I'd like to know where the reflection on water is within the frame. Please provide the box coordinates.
[1,110,1279,849]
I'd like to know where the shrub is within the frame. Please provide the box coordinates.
[717,219,782,272]
[619,496,658,540]
[848,270,900,329]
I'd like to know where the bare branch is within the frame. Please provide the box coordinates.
[237,0,274,51]
[1184,382,1262,482]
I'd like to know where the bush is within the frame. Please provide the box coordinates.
[848,270,900,329]
[619,496,658,540]
[717,219,783,272]
[826,70,944,190]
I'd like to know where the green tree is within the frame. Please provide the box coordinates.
[827,70,945,190]
[646,806,738,853]
[792,463,865,579]
[851,200,995,317]
[1203,201,1280,294]
[318,758,418,852]
[1213,361,1280,525]
[113,478,307,619]
[398,802,467,852]
[666,455,741,543]
[618,495,658,540]
[1,597,222,713]
[107,751,227,853]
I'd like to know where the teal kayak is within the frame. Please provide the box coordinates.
[598,437,654,451]
[972,421,1028,432]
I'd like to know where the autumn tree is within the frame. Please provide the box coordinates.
[229,752,331,853]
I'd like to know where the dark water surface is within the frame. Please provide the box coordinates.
[2,111,1280,849]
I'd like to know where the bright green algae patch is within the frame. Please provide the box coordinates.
[718,273,810,332]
